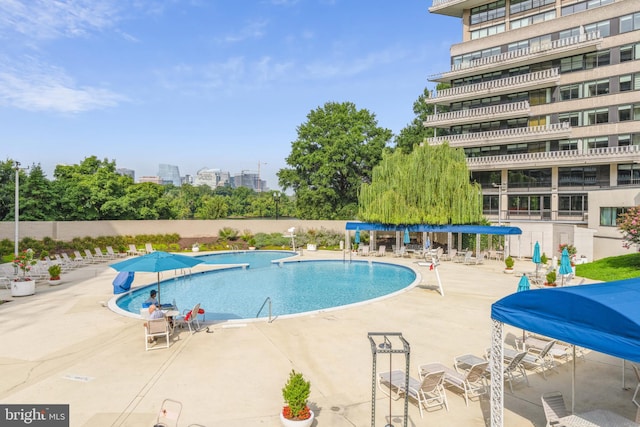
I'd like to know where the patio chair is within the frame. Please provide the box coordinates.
[358,245,370,256]
[374,245,386,257]
[541,391,568,427]
[632,364,640,408]
[62,252,83,268]
[145,243,155,253]
[144,318,171,351]
[127,244,142,256]
[73,250,88,265]
[93,247,109,261]
[83,249,100,263]
[155,398,182,427]
[378,369,448,418]
[106,246,126,258]
[419,361,488,406]
[177,303,202,333]
[503,351,529,392]
[444,248,457,261]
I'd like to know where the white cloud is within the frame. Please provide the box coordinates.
[0,0,122,40]
[217,20,268,44]
[304,47,408,79]
[0,57,127,113]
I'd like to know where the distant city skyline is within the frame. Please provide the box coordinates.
[1,1,459,191]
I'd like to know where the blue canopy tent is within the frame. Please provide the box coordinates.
[488,278,640,426]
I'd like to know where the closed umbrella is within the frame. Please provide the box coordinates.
[516,274,531,340]
[532,242,541,280]
[424,236,431,251]
[355,228,360,245]
[404,228,410,245]
[110,251,203,303]
[558,247,572,286]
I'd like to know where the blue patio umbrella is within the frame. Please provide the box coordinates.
[354,228,360,245]
[559,247,573,286]
[404,228,410,245]
[532,241,541,279]
[424,236,431,251]
[517,274,531,292]
[110,251,203,303]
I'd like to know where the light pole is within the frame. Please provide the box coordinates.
[14,161,20,258]
[492,182,505,226]
[272,191,281,220]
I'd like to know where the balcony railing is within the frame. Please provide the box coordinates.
[467,145,640,169]
[427,122,570,146]
[423,101,529,126]
[429,31,601,81]
[426,68,559,105]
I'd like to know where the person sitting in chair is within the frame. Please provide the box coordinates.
[144,290,159,306]
[145,304,166,343]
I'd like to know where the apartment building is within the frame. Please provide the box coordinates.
[426,0,640,260]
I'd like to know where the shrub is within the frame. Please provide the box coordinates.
[546,270,557,285]
[281,370,311,421]
[504,256,515,269]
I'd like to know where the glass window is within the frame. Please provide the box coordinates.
[620,44,635,62]
[618,164,640,185]
[560,84,580,100]
[600,207,628,226]
[619,105,632,122]
[584,20,610,37]
[620,15,633,33]
[620,75,632,92]
[559,28,581,40]
[584,79,609,97]
[584,108,609,125]
[559,112,580,127]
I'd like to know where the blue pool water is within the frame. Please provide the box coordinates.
[197,250,295,268]
[115,256,417,321]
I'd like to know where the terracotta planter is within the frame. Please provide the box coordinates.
[544,282,557,287]
[11,279,35,297]
[279,410,314,427]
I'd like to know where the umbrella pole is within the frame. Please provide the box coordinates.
[572,345,576,413]
[157,272,161,304]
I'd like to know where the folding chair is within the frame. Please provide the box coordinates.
[154,398,182,427]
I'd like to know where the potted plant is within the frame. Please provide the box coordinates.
[48,264,63,286]
[504,255,515,274]
[545,270,557,287]
[11,249,37,296]
[248,238,257,250]
[280,370,314,427]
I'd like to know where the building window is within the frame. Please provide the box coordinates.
[511,10,556,30]
[617,164,640,185]
[558,166,607,186]
[560,84,581,100]
[618,134,640,146]
[620,44,640,62]
[560,55,584,72]
[510,0,555,15]
[584,136,609,148]
[620,73,640,91]
[559,139,579,150]
[471,23,505,40]
[600,207,628,227]
[583,108,609,125]
[562,0,613,16]
[584,79,609,97]
[559,112,580,127]
[507,169,551,188]
[585,50,610,68]
[470,0,505,25]
[584,20,610,38]
[558,194,588,217]
[620,12,640,34]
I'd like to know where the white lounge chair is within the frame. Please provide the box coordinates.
[374,245,386,257]
[541,391,568,427]
[61,252,83,268]
[93,247,109,261]
[73,250,88,265]
[378,369,448,418]
[145,243,155,253]
[358,245,370,256]
[127,244,143,256]
[83,249,100,263]
[419,361,488,406]
[106,246,126,258]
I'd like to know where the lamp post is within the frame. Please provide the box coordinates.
[492,182,506,226]
[14,161,20,258]
[273,191,281,220]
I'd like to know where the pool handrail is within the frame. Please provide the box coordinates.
[256,296,273,323]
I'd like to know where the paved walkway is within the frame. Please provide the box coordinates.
[0,251,636,427]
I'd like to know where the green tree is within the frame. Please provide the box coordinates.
[394,84,450,155]
[0,160,19,221]
[278,102,392,219]
[194,195,228,219]
[358,143,483,224]
[20,164,55,220]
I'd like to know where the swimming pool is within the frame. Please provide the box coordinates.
[197,250,295,268]
[114,256,418,321]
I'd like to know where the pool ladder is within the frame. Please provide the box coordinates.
[256,297,273,323]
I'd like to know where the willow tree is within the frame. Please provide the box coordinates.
[358,143,483,224]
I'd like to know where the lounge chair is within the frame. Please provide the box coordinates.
[73,250,89,265]
[358,245,370,256]
[504,341,556,379]
[541,391,568,427]
[106,246,126,258]
[419,361,488,406]
[374,245,386,257]
[127,244,142,256]
[144,318,171,351]
[83,249,100,263]
[502,351,529,392]
[444,248,457,261]
[378,369,448,418]
[145,243,155,253]
[93,247,109,260]
[62,252,83,268]
[519,334,581,363]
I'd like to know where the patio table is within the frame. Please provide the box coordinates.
[558,409,640,427]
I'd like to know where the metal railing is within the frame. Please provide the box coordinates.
[256,297,273,323]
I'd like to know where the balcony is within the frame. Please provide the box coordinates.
[426,69,559,106]
[466,145,640,170]
[429,0,486,17]
[430,32,602,82]
[423,101,529,127]
[427,123,570,147]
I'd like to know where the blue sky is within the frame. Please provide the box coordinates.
[0,0,459,190]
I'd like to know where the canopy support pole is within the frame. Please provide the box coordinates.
[490,319,504,427]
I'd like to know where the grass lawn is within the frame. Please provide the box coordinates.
[576,252,640,282]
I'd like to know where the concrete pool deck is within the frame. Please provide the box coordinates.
[0,251,637,426]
